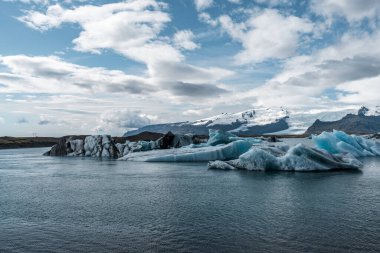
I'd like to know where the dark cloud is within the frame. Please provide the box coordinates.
[285,56,380,87]
[318,56,380,82]
[38,120,51,125]
[17,118,28,124]
[105,80,156,94]
[170,82,228,97]
[49,108,96,115]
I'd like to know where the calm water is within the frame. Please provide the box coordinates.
[0,147,379,252]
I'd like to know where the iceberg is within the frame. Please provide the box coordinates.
[206,129,262,146]
[313,130,380,157]
[206,129,238,146]
[84,135,119,158]
[120,140,253,162]
[208,144,362,171]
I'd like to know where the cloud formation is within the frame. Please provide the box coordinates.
[96,110,156,132]
[219,9,313,64]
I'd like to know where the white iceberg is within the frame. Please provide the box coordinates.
[120,140,253,162]
[312,130,380,157]
[208,143,362,171]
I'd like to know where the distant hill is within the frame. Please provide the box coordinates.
[0,136,59,149]
[305,114,380,135]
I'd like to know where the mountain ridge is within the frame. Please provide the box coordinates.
[123,106,380,137]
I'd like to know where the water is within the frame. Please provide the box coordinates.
[0,147,379,252]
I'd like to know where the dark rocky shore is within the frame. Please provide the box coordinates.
[0,132,167,150]
[0,137,59,149]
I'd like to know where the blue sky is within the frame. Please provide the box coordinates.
[0,0,379,136]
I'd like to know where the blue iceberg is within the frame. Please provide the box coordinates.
[208,143,362,171]
[312,130,380,157]
[120,140,253,162]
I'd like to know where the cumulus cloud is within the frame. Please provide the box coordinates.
[239,30,380,108]
[15,1,233,101]
[219,9,313,64]
[337,75,380,106]
[194,0,213,11]
[198,12,218,26]
[311,0,380,23]
[0,55,154,95]
[18,1,178,65]
[173,30,200,51]
[96,110,156,132]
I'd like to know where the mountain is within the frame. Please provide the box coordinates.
[305,107,380,135]
[123,106,380,137]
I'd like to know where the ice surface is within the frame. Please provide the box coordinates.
[83,135,118,158]
[206,129,239,146]
[208,143,362,171]
[313,130,380,157]
[120,140,253,162]
[67,139,84,156]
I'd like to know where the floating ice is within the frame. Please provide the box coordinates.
[206,129,262,146]
[313,130,380,157]
[84,135,119,158]
[207,129,239,146]
[208,143,362,171]
[120,140,253,162]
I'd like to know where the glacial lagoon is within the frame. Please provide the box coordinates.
[0,144,379,252]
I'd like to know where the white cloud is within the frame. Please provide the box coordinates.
[0,117,4,124]
[198,12,218,26]
[16,1,233,100]
[337,75,380,106]
[311,0,380,23]
[194,0,213,11]
[219,9,313,64]
[182,108,212,116]
[96,110,157,132]
[173,30,200,51]
[0,54,233,103]
[0,55,153,94]
[228,0,241,4]
[239,30,380,108]
[19,1,173,63]
[255,0,290,7]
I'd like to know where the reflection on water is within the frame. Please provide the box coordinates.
[0,147,379,252]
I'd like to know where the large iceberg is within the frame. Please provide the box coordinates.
[208,144,362,171]
[312,130,380,157]
[44,135,119,158]
[120,140,253,162]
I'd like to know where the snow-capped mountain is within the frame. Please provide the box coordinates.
[123,106,380,136]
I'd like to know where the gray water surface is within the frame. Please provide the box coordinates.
[0,147,379,252]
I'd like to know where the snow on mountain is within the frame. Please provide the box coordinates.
[123,106,379,136]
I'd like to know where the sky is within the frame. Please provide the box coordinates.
[0,0,379,136]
